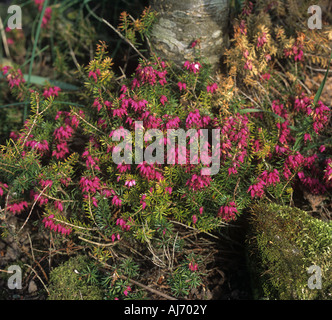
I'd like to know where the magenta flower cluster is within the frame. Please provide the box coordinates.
[42,214,72,235]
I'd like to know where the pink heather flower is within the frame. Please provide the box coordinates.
[5,68,25,89]
[39,179,53,188]
[282,152,305,179]
[319,145,326,153]
[293,46,304,62]
[116,218,131,231]
[185,109,206,129]
[261,73,271,81]
[191,40,198,48]
[1,65,12,76]
[248,169,280,199]
[298,172,326,195]
[207,83,218,94]
[218,202,238,221]
[244,60,253,71]
[260,169,280,186]
[0,183,8,197]
[239,20,247,34]
[54,201,64,212]
[88,71,98,83]
[125,180,136,188]
[192,215,198,224]
[25,139,49,155]
[272,100,287,119]
[285,43,304,62]
[248,180,266,198]
[92,98,102,112]
[112,195,122,207]
[79,176,101,194]
[135,62,167,87]
[120,85,128,94]
[7,201,28,215]
[52,141,69,159]
[34,0,52,27]
[186,174,211,191]
[101,188,115,198]
[242,1,253,15]
[117,163,131,173]
[183,61,202,73]
[34,0,44,10]
[113,107,128,118]
[160,95,168,106]
[123,286,131,296]
[164,115,181,129]
[53,125,74,141]
[137,162,163,181]
[243,50,249,59]
[91,197,98,207]
[312,101,330,134]
[177,82,187,91]
[304,133,311,143]
[199,207,204,215]
[30,190,48,206]
[43,86,61,99]
[140,194,147,209]
[42,215,72,236]
[276,121,291,144]
[189,262,198,272]
[165,187,172,195]
[257,32,267,48]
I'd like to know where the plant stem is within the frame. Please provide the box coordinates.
[25,0,49,122]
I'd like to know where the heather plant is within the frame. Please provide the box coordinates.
[0,0,331,299]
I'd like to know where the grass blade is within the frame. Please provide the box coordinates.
[313,50,332,105]
[24,0,49,122]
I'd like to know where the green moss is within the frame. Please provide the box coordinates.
[47,255,103,300]
[247,203,332,300]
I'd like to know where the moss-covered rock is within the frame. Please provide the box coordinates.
[247,203,331,300]
[47,255,103,300]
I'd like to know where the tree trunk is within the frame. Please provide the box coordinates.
[149,0,229,71]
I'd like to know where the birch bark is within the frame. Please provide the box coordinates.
[149,0,229,71]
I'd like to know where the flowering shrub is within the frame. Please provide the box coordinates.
[0,1,331,299]
[1,37,330,252]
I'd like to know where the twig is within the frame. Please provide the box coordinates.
[100,18,146,61]
[170,219,221,239]
[89,254,178,300]
[71,110,104,134]
[24,264,50,296]
[239,89,262,109]
[121,275,178,301]
[18,185,49,234]
[78,236,115,247]
[0,269,13,273]
[0,17,10,58]
[52,218,96,231]
[85,3,146,61]
[306,65,332,73]
[27,232,35,261]
[298,79,312,95]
